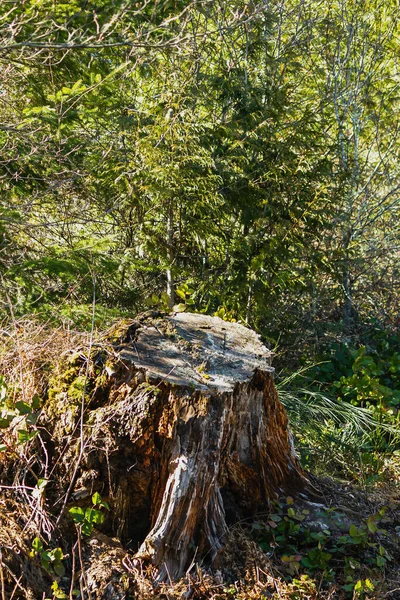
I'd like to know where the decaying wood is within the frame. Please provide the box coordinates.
[80,312,309,581]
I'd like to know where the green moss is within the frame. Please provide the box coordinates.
[136,381,161,396]
[95,372,109,389]
[46,355,89,420]
[67,375,88,400]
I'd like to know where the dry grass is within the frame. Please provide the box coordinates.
[0,316,94,402]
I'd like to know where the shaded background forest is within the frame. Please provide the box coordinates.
[1,0,400,471]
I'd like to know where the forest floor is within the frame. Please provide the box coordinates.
[142,473,400,600]
[1,470,399,599]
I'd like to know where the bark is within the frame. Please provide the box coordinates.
[61,312,310,582]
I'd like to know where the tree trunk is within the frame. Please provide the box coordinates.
[85,312,309,582]
[166,204,175,308]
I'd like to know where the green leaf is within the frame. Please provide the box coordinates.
[15,401,32,415]
[85,507,96,521]
[81,520,93,536]
[175,288,186,300]
[85,507,104,525]
[69,507,85,523]
[160,292,171,305]
[26,412,39,426]
[17,429,38,443]
[0,416,13,428]
[41,551,51,562]
[349,524,359,538]
[270,514,282,522]
[354,580,363,591]
[91,510,105,525]
[52,547,64,561]
[31,394,41,410]
[54,561,66,577]
[173,303,186,313]
[32,537,43,553]
[92,491,102,505]
[367,515,378,534]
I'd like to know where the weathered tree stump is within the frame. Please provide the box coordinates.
[86,312,309,581]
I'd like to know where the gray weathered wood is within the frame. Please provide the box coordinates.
[119,312,274,391]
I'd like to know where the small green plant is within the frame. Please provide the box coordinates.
[287,575,317,599]
[213,306,237,322]
[69,491,109,536]
[49,580,69,600]
[175,283,195,307]
[30,537,65,578]
[0,376,41,447]
[343,577,375,598]
[145,291,172,311]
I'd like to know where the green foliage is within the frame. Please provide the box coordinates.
[286,575,317,599]
[0,377,40,448]
[252,499,391,596]
[69,492,109,536]
[277,324,400,487]
[30,537,65,578]
[1,0,399,348]
[311,331,400,413]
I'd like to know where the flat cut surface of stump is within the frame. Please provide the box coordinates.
[119,312,274,391]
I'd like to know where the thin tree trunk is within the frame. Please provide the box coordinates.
[166,203,175,308]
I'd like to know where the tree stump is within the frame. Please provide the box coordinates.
[89,312,309,581]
